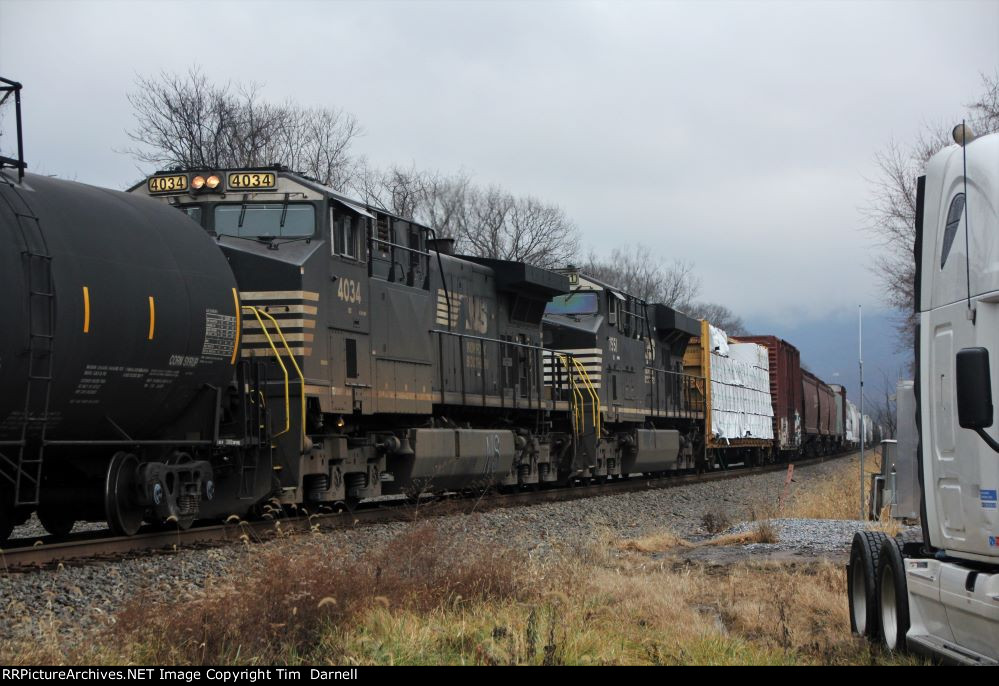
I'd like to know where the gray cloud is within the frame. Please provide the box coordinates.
[2,0,996,318]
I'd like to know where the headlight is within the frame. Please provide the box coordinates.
[206,174,221,189]
[191,175,206,190]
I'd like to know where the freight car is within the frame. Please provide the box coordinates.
[736,335,803,458]
[735,335,853,457]
[683,323,776,467]
[0,168,264,539]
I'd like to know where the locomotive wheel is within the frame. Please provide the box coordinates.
[37,507,75,538]
[104,452,145,537]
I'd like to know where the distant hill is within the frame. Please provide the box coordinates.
[743,307,912,409]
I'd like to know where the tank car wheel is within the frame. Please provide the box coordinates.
[37,507,75,538]
[104,452,145,537]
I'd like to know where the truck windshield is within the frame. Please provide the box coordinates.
[545,292,599,316]
[214,203,315,238]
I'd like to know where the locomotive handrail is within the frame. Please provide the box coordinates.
[242,306,292,440]
[645,366,706,417]
[569,356,601,436]
[252,307,307,451]
[557,354,584,435]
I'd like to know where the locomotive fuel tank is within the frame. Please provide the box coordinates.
[0,172,240,445]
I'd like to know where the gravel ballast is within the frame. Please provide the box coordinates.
[0,456,879,642]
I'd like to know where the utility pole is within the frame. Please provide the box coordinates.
[859,305,865,520]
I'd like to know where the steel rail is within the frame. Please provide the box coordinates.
[0,451,854,571]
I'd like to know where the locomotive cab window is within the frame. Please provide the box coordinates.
[608,291,623,326]
[215,203,315,239]
[344,216,359,259]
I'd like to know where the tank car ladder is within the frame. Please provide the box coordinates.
[0,181,55,507]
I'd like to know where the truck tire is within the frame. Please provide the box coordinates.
[848,530,888,639]
[878,537,909,653]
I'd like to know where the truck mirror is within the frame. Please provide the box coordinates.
[956,347,994,430]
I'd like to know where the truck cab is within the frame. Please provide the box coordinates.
[849,130,999,664]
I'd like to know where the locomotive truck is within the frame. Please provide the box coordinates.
[848,127,999,663]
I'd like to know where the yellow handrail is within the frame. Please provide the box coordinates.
[558,354,584,434]
[254,308,307,450]
[570,357,601,437]
[242,306,291,439]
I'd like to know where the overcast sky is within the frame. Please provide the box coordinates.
[2,0,997,324]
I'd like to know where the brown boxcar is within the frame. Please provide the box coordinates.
[802,370,821,436]
[829,384,847,447]
[817,381,833,436]
[803,370,838,454]
[736,335,802,454]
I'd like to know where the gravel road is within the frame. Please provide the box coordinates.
[0,455,878,643]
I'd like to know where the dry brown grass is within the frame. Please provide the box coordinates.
[0,517,923,666]
[106,523,531,664]
[616,520,779,553]
[783,450,883,521]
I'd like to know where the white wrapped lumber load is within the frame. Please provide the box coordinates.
[684,323,775,445]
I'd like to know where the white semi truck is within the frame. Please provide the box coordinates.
[848,126,999,663]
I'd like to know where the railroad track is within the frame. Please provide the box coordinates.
[0,451,855,571]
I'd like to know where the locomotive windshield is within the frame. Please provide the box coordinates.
[545,291,599,316]
[214,203,315,238]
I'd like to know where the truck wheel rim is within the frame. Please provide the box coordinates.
[881,565,898,649]
[851,560,867,634]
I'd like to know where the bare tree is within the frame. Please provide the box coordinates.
[584,244,700,308]
[685,301,748,335]
[126,68,361,191]
[867,368,903,439]
[271,107,362,192]
[866,70,999,350]
[489,193,578,269]
[354,163,577,269]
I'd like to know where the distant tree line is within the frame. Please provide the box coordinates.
[126,68,742,325]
